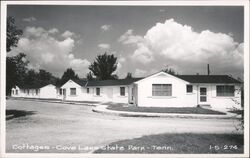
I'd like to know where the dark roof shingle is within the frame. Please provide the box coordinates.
[18,83,54,89]
[86,78,143,87]
[71,79,87,87]
[177,75,242,83]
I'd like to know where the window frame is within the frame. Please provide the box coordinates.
[96,87,100,96]
[70,88,77,96]
[120,87,125,96]
[152,84,172,96]
[186,85,193,93]
[216,85,235,97]
[59,89,62,95]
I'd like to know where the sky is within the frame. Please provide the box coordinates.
[7,5,244,79]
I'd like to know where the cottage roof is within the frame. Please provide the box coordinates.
[71,79,88,87]
[177,75,242,84]
[17,83,55,89]
[86,78,143,87]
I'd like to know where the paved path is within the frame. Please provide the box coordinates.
[6,100,242,153]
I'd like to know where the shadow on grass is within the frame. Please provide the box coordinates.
[6,109,36,121]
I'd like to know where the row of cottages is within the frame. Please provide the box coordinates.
[11,71,242,111]
[11,83,59,99]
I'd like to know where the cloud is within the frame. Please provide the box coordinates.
[22,16,37,22]
[101,25,111,31]
[98,43,111,49]
[118,29,143,45]
[62,30,75,38]
[10,26,90,77]
[134,69,147,77]
[118,30,153,64]
[48,28,59,34]
[119,19,243,77]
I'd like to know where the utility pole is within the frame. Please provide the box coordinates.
[207,64,210,75]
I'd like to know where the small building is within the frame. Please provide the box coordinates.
[60,78,142,103]
[133,71,242,112]
[11,71,242,112]
[11,83,59,99]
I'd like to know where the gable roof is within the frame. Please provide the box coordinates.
[86,78,143,87]
[134,71,190,84]
[71,79,87,87]
[177,75,242,84]
[17,83,55,89]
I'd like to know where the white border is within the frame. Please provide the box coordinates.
[0,1,249,158]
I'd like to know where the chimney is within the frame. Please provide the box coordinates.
[207,64,210,75]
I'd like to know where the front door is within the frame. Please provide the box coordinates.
[199,87,207,104]
[63,89,66,100]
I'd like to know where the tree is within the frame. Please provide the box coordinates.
[38,69,56,85]
[163,66,177,75]
[89,53,118,80]
[125,72,132,79]
[6,16,25,95]
[86,72,94,81]
[60,68,79,84]
[6,53,28,94]
[7,16,23,52]
[24,69,38,85]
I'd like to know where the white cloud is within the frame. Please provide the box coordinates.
[10,26,90,77]
[118,29,143,45]
[48,28,59,34]
[22,16,37,22]
[101,25,111,31]
[134,69,147,77]
[98,43,111,49]
[120,19,243,77]
[62,30,75,38]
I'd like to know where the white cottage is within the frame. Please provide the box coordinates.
[60,78,142,103]
[11,71,242,112]
[11,84,59,99]
[133,71,242,111]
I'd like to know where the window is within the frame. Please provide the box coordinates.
[35,89,39,95]
[16,90,18,95]
[96,88,100,96]
[27,90,29,95]
[216,85,234,96]
[59,89,62,95]
[12,90,15,95]
[200,96,207,102]
[120,87,125,96]
[186,85,193,93]
[152,84,172,96]
[70,88,76,95]
[87,88,89,94]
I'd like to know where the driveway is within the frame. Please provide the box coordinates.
[6,99,241,153]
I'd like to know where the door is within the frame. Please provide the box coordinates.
[63,89,66,100]
[199,87,207,103]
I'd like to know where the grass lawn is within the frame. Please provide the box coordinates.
[107,105,226,115]
[94,133,243,154]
